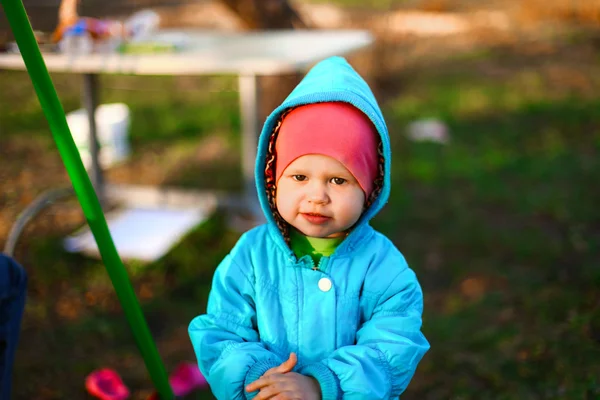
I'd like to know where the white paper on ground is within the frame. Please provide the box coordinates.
[63,206,209,262]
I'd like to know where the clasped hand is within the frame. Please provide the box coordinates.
[245,353,322,400]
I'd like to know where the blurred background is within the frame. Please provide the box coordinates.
[1,0,600,399]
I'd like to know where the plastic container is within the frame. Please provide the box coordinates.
[125,10,160,42]
[58,20,93,54]
[66,103,131,169]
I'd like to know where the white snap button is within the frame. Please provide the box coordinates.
[318,277,332,292]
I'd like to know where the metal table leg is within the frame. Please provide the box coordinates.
[238,73,263,220]
[82,73,104,205]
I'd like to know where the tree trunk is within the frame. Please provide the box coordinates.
[219,0,308,124]
[219,0,306,29]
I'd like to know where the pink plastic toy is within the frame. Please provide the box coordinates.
[169,362,208,396]
[85,368,130,400]
[147,362,208,399]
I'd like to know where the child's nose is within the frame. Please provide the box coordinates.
[307,183,328,204]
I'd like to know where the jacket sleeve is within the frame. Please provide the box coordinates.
[188,249,283,400]
[299,265,430,399]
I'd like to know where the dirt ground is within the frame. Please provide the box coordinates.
[2,1,600,399]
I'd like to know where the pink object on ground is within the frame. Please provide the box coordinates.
[169,362,208,396]
[147,362,208,399]
[85,368,130,400]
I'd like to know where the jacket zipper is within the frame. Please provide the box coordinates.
[312,256,329,271]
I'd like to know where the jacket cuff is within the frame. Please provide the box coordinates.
[300,363,341,400]
[244,359,281,399]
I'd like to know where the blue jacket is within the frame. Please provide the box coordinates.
[189,56,429,399]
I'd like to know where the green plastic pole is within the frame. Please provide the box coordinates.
[0,1,174,398]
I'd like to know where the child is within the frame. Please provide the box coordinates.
[189,56,430,399]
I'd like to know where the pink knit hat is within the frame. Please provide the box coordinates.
[275,102,379,198]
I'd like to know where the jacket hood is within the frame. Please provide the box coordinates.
[254,56,391,253]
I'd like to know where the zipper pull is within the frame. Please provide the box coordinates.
[315,257,328,272]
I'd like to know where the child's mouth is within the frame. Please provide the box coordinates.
[301,213,331,225]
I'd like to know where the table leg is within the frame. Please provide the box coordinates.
[82,73,104,205]
[238,74,262,220]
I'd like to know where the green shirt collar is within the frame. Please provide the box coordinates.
[290,229,345,265]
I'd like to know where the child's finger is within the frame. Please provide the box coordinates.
[264,353,297,377]
[245,375,274,392]
[278,353,297,373]
[254,384,285,400]
[262,366,279,377]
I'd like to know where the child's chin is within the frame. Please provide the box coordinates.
[301,227,337,238]
[294,225,325,237]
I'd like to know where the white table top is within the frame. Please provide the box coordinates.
[0,29,373,76]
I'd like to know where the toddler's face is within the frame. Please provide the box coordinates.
[276,154,365,238]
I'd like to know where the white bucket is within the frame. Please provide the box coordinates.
[66,103,131,169]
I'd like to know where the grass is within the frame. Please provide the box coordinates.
[375,47,600,398]
[2,31,600,400]
[1,73,241,145]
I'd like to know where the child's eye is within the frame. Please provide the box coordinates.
[292,175,307,182]
[330,177,346,185]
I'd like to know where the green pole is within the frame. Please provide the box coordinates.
[0,1,174,398]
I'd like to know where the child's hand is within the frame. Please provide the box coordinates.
[246,371,321,400]
[246,353,321,399]
[263,353,297,377]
